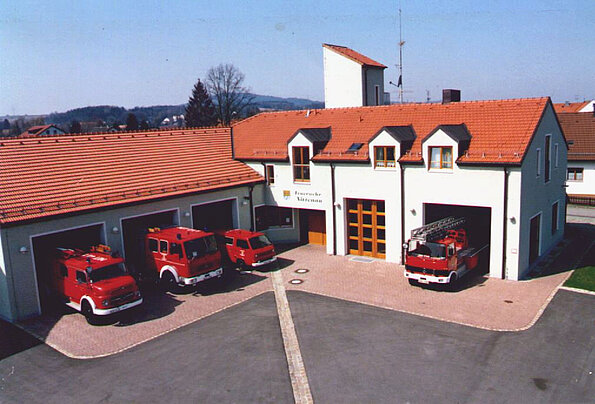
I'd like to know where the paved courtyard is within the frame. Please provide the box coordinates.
[15,223,593,358]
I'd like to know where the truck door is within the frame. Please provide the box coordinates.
[147,237,159,273]
[447,243,457,271]
[73,270,89,303]
[236,238,249,263]
[224,236,235,262]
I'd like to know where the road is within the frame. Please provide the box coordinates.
[1,290,594,403]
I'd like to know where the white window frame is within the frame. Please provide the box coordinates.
[536,148,541,177]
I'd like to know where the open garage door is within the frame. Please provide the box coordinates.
[121,210,178,277]
[424,203,491,274]
[32,224,104,313]
[193,199,235,232]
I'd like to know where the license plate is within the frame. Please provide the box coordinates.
[418,278,429,284]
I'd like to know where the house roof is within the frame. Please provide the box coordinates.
[323,44,387,69]
[291,127,332,144]
[557,112,595,161]
[424,124,472,143]
[20,124,62,137]
[370,126,416,143]
[0,128,263,225]
[553,101,591,113]
[232,97,551,165]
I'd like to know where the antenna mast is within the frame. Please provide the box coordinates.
[397,6,405,103]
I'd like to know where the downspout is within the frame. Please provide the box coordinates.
[330,163,337,255]
[230,126,235,159]
[248,185,255,232]
[502,167,509,279]
[400,163,406,265]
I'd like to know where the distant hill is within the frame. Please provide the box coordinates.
[6,94,323,130]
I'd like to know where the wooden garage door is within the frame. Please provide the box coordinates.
[348,199,386,258]
[308,210,326,245]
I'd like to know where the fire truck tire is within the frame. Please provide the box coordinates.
[236,259,245,270]
[447,274,458,291]
[160,271,178,293]
[408,279,418,286]
[81,301,97,325]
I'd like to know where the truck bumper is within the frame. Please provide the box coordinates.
[251,256,277,267]
[404,270,451,284]
[93,297,143,316]
[180,267,223,285]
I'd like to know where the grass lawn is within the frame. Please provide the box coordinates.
[564,266,595,292]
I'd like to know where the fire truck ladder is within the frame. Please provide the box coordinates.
[410,216,466,242]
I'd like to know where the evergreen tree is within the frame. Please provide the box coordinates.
[69,120,82,133]
[185,78,217,127]
[140,120,150,130]
[2,119,10,130]
[126,113,139,131]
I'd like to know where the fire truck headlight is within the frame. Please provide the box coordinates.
[134,290,141,298]
[102,299,109,307]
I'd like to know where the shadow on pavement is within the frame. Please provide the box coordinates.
[0,319,42,360]
[193,267,267,296]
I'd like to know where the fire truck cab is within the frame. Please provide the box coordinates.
[51,245,143,323]
[218,229,277,268]
[145,227,223,292]
[404,217,486,286]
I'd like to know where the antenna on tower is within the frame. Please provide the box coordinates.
[397,5,405,103]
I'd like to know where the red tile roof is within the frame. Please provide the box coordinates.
[557,112,595,161]
[232,98,551,165]
[0,128,263,225]
[20,124,62,137]
[553,101,590,113]
[323,44,387,68]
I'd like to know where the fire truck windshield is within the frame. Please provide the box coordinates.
[89,263,127,282]
[249,235,272,249]
[184,235,218,260]
[409,241,446,258]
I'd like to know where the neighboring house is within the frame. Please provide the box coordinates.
[20,124,65,137]
[554,100,595,113]
[323,43,388,108]
[556,112,595,200]
[0,127,263,321]
[233,95,567,282]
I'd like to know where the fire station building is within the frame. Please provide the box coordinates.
[0,128,263,321]
[233,96,568,282]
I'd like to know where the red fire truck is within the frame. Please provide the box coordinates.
[145,227,223,291]
[403,217,487,286]
[51,245,142,323]
[219,229,277,268]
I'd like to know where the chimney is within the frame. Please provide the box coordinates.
[442,89,461,104]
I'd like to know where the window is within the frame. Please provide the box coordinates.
[545,135,551,183]
[237,239,249,249]
[567,167,583,181]
[429,146,453,169]
[266,165,275,185]
[536,148,541,177]
[255,206,293,231]
[76,271,87,284]
[551,202,559,234]
[160,240,168,254]
[170,242,182,257]
[59,264,68,278]
[375,85,380,106]
[374,146,396,168]
[148,238,158,252]
[225,236,234,245]
[554,143,559,168]
[292,146,310,182]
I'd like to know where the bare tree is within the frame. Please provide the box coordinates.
[205,63,254,125]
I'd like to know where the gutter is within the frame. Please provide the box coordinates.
[400,163,406,264]
[502,167,509,279]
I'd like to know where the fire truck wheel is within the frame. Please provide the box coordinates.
[408,279,418,286]
[81,301,97,325]
[447,274,458,291]
[160,271,178,293]
[236,259,245,270]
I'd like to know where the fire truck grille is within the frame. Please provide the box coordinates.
[111,292,135,305]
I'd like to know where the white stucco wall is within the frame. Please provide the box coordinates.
[517,105,567,278]
[566,161,595,195]
[323,47,364,108]
[0,185,260,321]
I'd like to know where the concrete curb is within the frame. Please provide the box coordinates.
[559,286,595,296]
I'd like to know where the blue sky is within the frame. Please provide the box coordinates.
[1,0,594,115]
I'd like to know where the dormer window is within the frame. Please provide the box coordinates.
[292,146,310,182]
[374,146,396,168]
[429,146,453,169]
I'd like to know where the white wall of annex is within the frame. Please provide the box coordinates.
[566,161,595,195]
[518,105,567,278]
[323,47,364,109]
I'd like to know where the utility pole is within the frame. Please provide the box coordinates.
[397,6,405,103]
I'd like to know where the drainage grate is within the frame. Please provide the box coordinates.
[350,256,374,263]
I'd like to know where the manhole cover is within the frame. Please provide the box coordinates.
[289,279,304,285]
[295,268,309,274]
